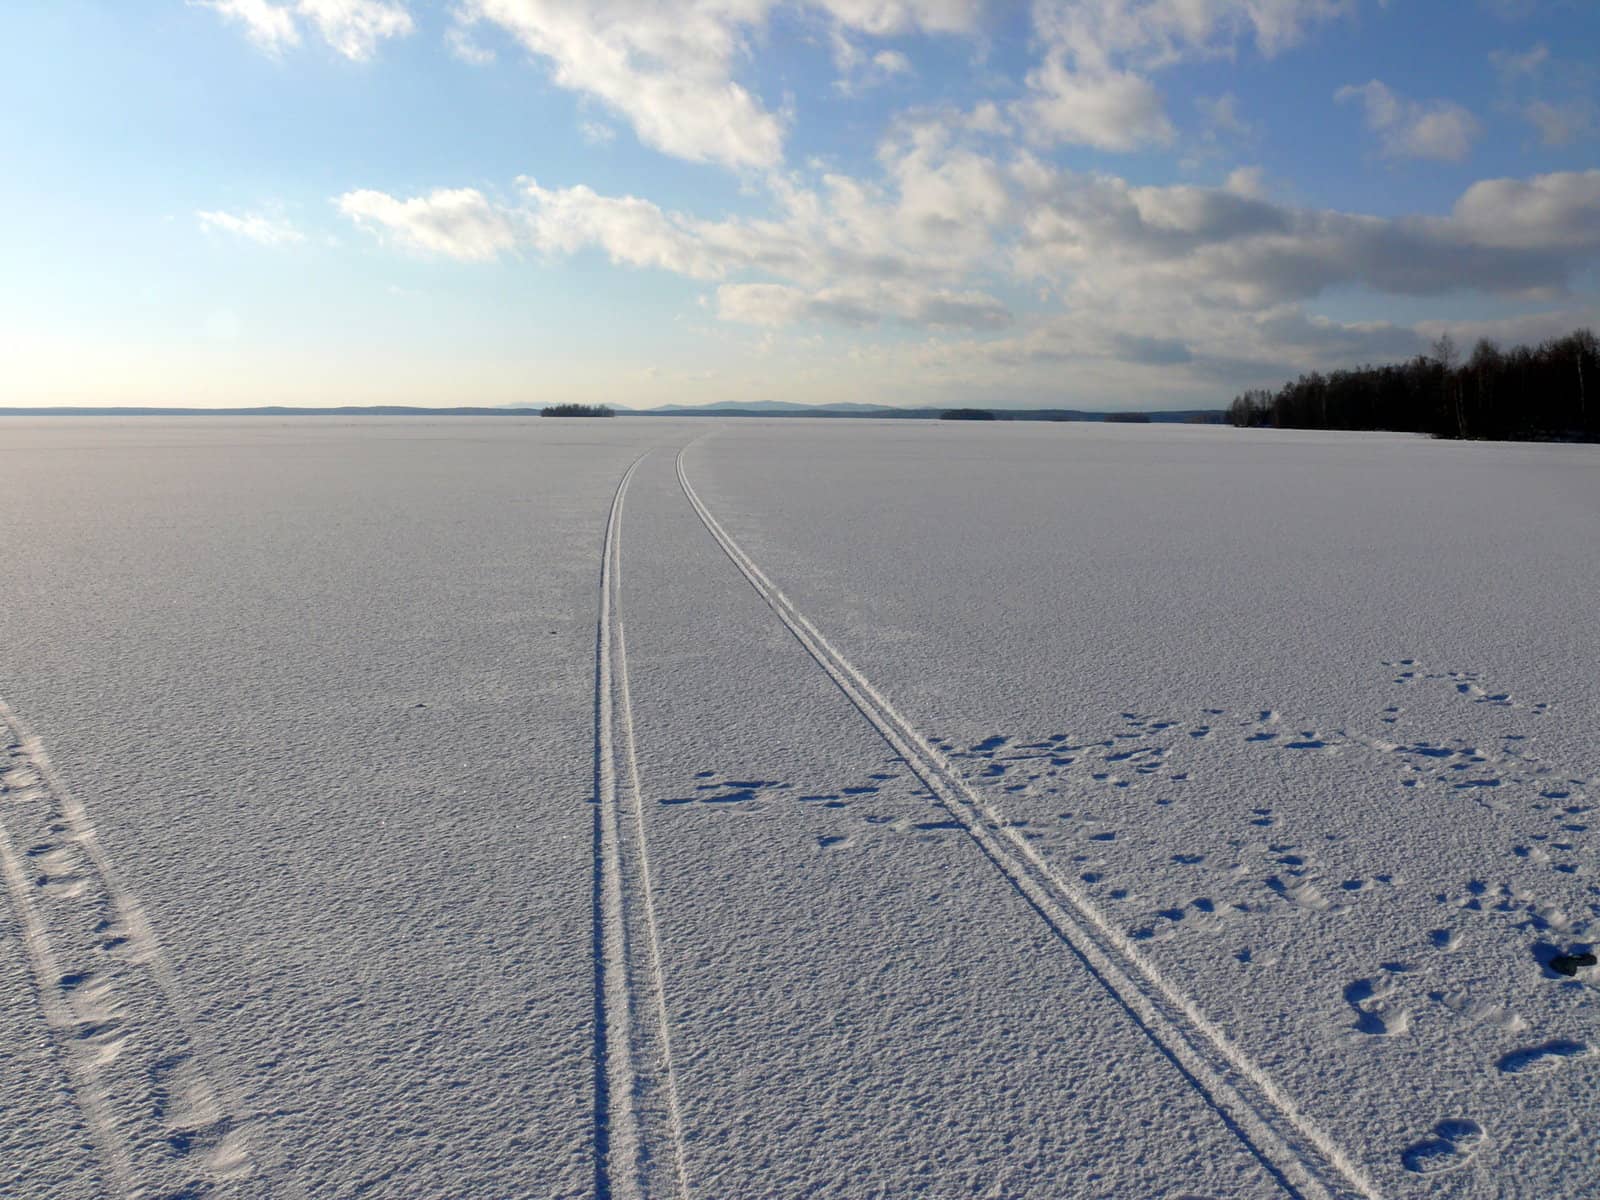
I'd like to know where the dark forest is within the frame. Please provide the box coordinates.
[1228,329,1598,442]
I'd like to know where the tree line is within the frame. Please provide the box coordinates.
[1227,329,1598,442]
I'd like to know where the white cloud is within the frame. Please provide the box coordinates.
[1017,1,1349,151]
[338,120,1023,329]
[1490,44,1596,148]
[812,0,981,36]
[1013,165,1600,316]
[521,182,730,278]
[1030,0,1351,71]
[196,0,413,60]
[874,48,914,74]
[336,188,523,260]
[1522,99,1595,147]
[194,0,301,53]
[337,76,1600,375]
[446,22,496,64]
[1490,42,1548,79]
[717,281,1009,329]
[1224,166,1268,199]
[1017,63,1174,150]
[1450,170,1600,251]
[197,209,306,245]
[456,1,784,168]
[1336,80,1481,162]
[1416,306,1600,351]
[340,161,1600,337]
[297,0,413,59]
[454,1,982,168]
[830,34,916,94]
[1196,92,1249,137]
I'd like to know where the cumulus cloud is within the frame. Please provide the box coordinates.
[1030,0,1351,71]
[445,23,496,64]
[297,0,413,58]
[1196,91,1252,139]
[831,35,916,94]
[1521,100,1596,147]
[1490,44,1597,148]
[197,209,306,245]
[1490,42,1548,78]
[336,56,1600,376]
[196,0,413,60]
[718,281,1009,329]
[812,0,981,36]
[194,0,301,53]
[1016,63,1174,151]
[1450,170,1600,250]
[336,188,523,260]
[1017,0,1349,151]
[1336,80,1481,162]
[457,1,784,168]
[337,121,1023,329]
[899,294,1460,407]
[1014,166,1600,307]
[339,157,1600,348]
[454,2,982,168]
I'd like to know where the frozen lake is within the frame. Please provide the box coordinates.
[1,417,1596,1198]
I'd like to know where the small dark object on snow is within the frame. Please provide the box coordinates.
[1550,953,1597,977]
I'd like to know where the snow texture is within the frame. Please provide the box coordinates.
[0,417,1596,1198]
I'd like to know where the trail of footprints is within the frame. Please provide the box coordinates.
[657,764,949,852]
[1,716,253,1197]
[659,658,1596,1181]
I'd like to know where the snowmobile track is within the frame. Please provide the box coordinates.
[676,441,1382,1200]
[594,450,693,1200]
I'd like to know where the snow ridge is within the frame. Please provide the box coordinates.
[595,451,693,1200]
[0,697,262,1197]
[676,444,1382,1200]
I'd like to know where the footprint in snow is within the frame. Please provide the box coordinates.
[1497,1040,1593,1074]
[1345,977,1411,1037]
[1402,1118,1487,1175]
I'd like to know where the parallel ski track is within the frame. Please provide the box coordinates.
[675,442,1382,1200]
[594,450,692,1200]
[0,696,266,1198]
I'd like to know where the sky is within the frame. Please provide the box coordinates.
[3,1,1598,411]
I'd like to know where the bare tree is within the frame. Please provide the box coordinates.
[1574,329,1597,426]
[1432,334,1464,437]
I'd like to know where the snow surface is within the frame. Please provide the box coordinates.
[0,417,1596,1198]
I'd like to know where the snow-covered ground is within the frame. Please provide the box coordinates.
[1,417,1595,1198]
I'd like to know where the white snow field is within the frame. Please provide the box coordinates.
[0,417,1596,1199]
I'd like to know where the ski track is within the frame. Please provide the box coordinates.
[0,696,264,1198]
[594,450,692,1200]
[675,441,1383,1200]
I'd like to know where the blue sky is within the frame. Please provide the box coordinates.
[3,1,1598,410]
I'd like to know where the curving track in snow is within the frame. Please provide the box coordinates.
[675,441,1381,1200]
[593,451,693,1200]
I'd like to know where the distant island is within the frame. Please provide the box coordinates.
[1229,328,1598,443]
[542,403,613,417]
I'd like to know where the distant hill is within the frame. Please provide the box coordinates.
[642,400,902,415]
[635,403,1224,422]
[1,403,1226,422]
